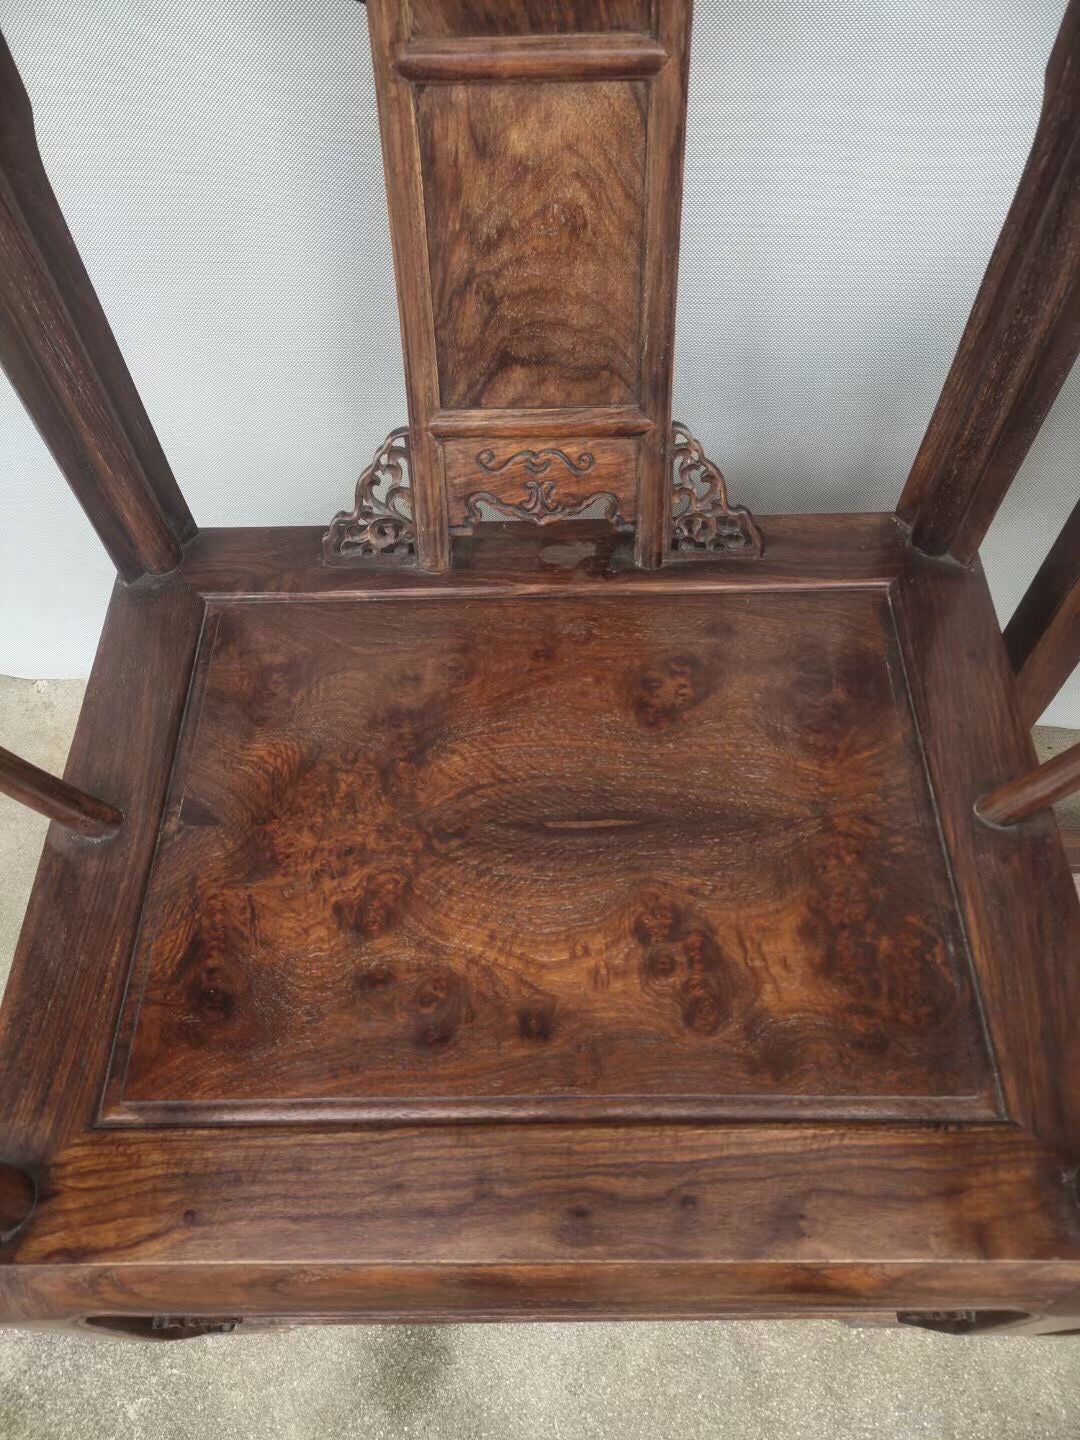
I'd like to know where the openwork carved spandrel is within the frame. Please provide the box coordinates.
[323,427,415,563]
[670,423,764,557]
[460,478,629,531]
[476,447,596,478]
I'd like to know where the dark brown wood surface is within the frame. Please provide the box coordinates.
[418,79,646,411]
[0,745,122,838]
[361,0,700,573]
[634,0,692,567]
[407,0,654,36]
[443,436,640,528]
[0,576,205,1165]
[364,0,450,573]
[1004,496,1080,726]
[12,1123,1079,1269]
[897,0,1080,562]
[3,1121,1080,1327]
[3,0,1080,1339]
[0,30,193,580]
[102,588,992,1125]
[398,33,668,82]
[978,740,1080,826]
[2,525,1078,1329]
[0,1163,35,1245]
[186,515,908,599]
[893,554,1080,1155]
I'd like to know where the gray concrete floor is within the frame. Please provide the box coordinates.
[1,675,1079,1440]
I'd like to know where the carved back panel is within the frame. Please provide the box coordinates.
[362,0,692,571]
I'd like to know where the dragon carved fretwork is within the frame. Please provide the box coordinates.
[323,427,415,563]
[670,423,763,557]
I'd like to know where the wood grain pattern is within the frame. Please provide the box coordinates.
[0,575,204,1165]
[418,80,647,410]
[1004,496,1080,726]
[5,0,1080,1337]
[5,1261,1080,1331]
[0,31,192,580]
[6,1124,1079,1272]
[430,406,654,439]
[0,745,122,838]
[354,0,695,571]
[977,740,1080,826]
[897,0,1080,561]
[101,589,993,1124]
[3,522,1080,1327]
[398,34,668,82]
[892,553,1080,1155]
[184,515,912,600]
[0,1164,35,1245]
[443,435,639,526]
[408,0,655,37]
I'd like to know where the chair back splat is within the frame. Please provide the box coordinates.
[325,0,762,574]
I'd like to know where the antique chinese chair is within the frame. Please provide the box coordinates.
[1,1,1079,1340]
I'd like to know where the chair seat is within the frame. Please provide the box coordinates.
[108,544,991,1124]
[1,514,1078,1334]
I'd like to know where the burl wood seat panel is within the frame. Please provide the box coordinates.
[101,586,996,1126]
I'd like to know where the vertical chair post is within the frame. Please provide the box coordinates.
[1003,496,1080,727]
[0,30,195,582]
[897,0,1080,563]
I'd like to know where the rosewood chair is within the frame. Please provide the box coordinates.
[1,1,1078,1340]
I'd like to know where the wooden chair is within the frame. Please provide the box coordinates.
[1,0,1078,1339]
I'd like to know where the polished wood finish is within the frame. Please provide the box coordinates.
[0,577,205,1163]
[397,33,669,82]
[429,406,655,440]
[444,435,639,528]
[0,745,122,838]
[364,0,450,572]
[897,0,1080,562]
[4,2,1080,1341]
[1004,497,1080,725]
[407,0,654,35]
[2,529,1078,1333]
[977,740,1080,826]
[0,1163,35,1246]
[635,0,691,568]
[893,555,1080,1155]
[101,587,993,1126]
[187,514,910,599]
[353,0,709,573]
[0,30,193,581]
[417,79,646,411]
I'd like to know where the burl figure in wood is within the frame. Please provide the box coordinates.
[0,0,1079,1339]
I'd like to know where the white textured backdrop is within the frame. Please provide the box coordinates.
[0,1,1076,723]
